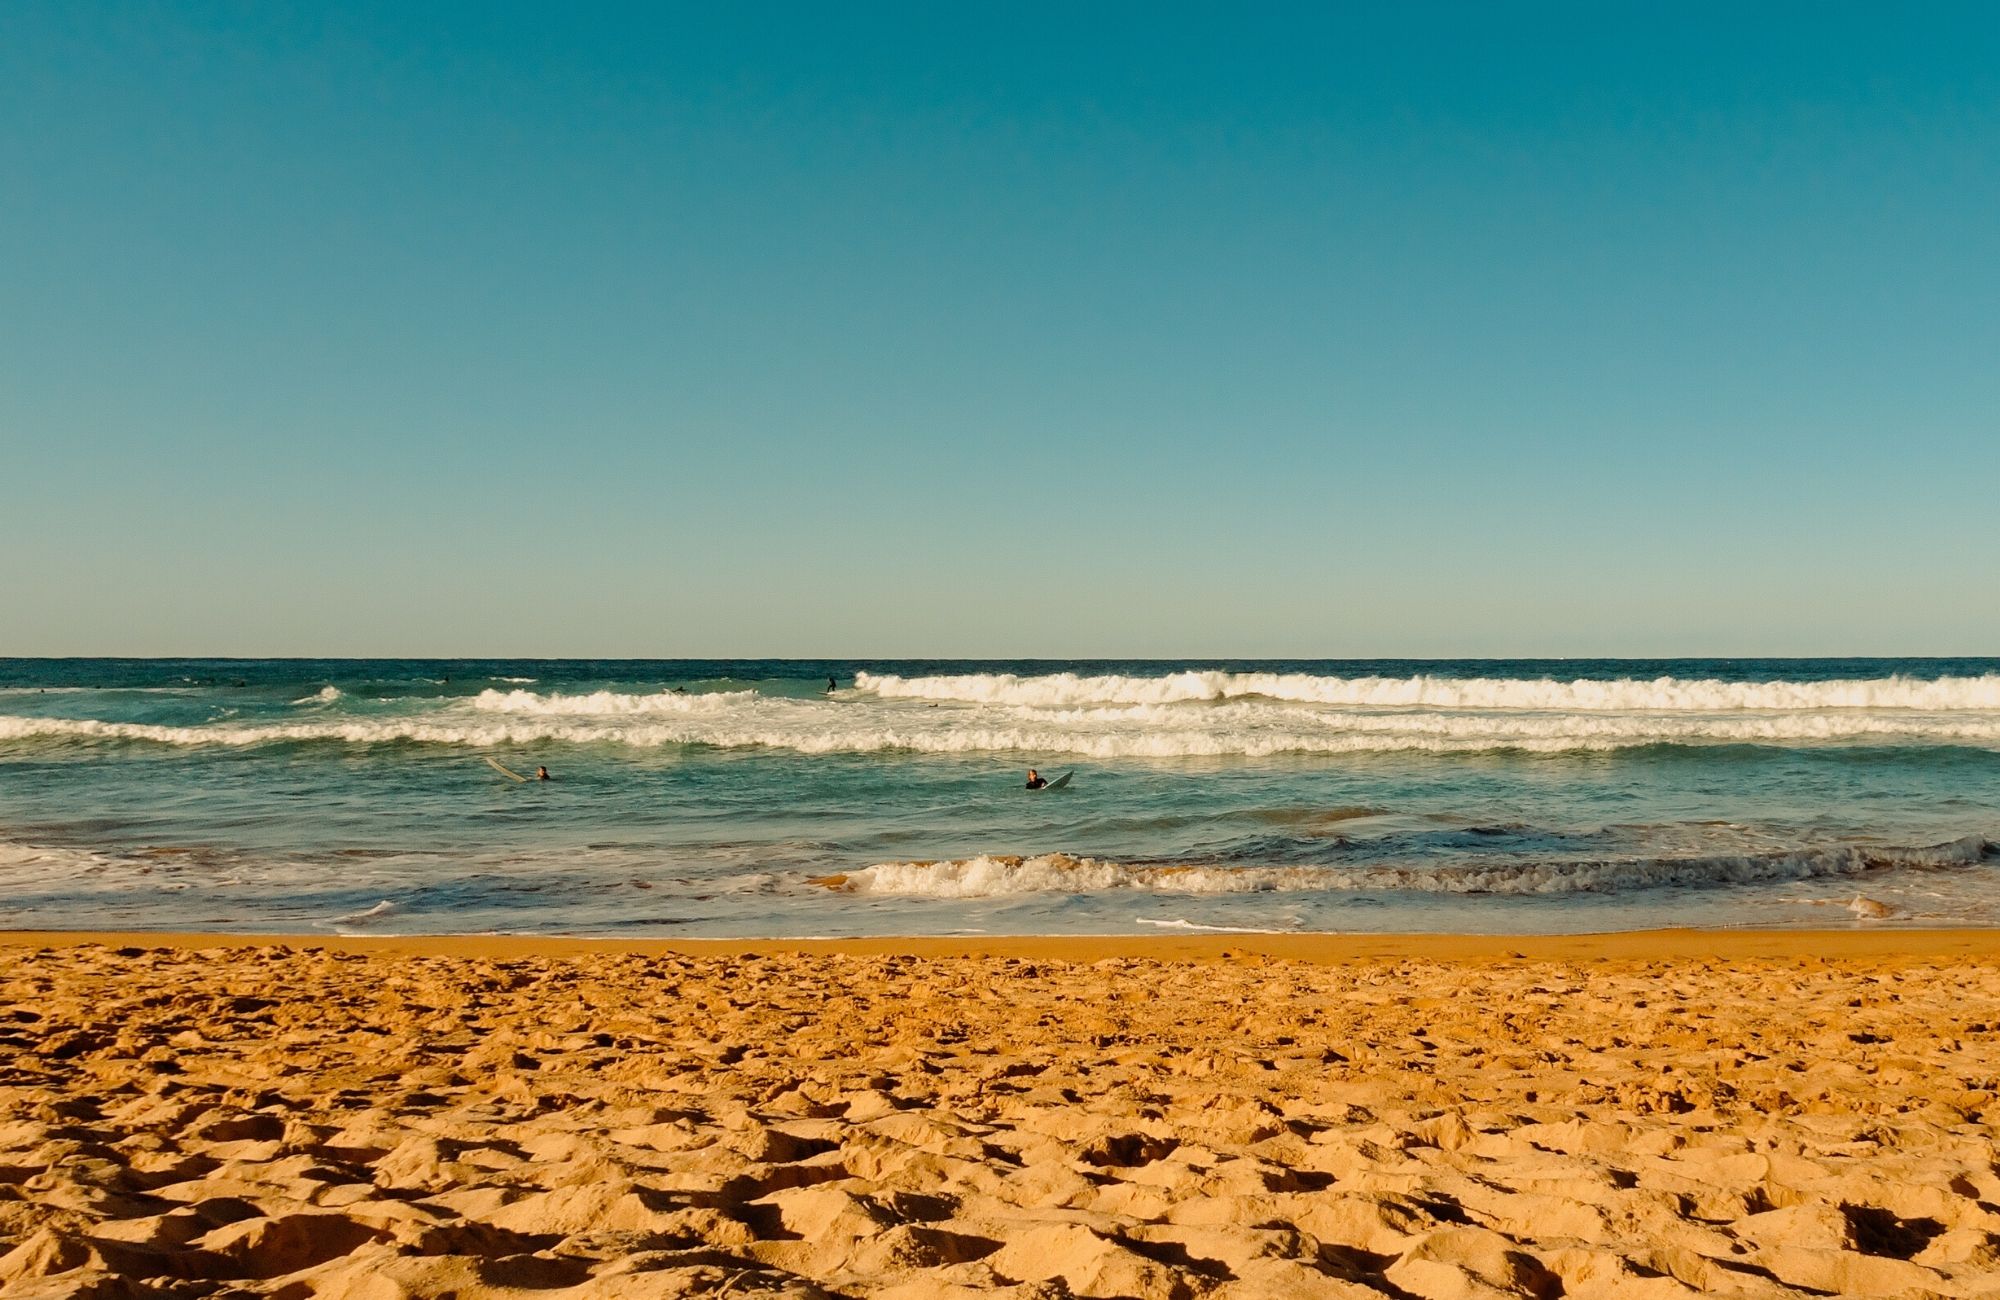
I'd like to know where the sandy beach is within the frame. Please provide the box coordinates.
[3,931,1999,1299]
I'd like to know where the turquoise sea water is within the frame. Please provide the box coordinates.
[1,658,1996,937]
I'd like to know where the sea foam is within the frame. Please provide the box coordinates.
[470,688,755,715]
[7,670,2000,758]
[5,703,2000,755]
[832,838,1996,899]
[856,670,2000,711]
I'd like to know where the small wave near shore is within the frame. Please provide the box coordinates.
[828,837,1998,899]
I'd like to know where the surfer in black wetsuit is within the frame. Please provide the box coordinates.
[826,675,838,693]
[1025,769,1047,790]
[536,766,551,782]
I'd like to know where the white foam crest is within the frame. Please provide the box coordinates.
[6,707,2000,755]
[292,685,342,705]
[834,838,1996,899]
[469,688,756,715]
[857,670,2000,712]
[1001,698,2000,744]
[330,899,399,926]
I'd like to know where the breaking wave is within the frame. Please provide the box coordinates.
[5,706,2000,755]
[469,688,755,715]
[9,671,2000,758]
[826,838,1997,898]
[856,670,2000,712]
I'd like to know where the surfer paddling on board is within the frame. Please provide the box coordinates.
[1025,769,1048,790]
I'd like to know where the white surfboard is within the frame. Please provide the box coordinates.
[1045,771,1073,790]
[484,756,528,783]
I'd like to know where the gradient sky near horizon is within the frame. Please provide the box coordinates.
[4,2,1997,657]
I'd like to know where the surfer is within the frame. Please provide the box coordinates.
[826,675,838,693]
[1025,769,1047,790]
[536,766,551,782]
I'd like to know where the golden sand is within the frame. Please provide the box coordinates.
[2,930,1998,1298]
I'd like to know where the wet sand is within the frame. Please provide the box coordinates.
[3,930,1998,1298]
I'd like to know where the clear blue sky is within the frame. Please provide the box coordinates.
[4,2,1996,657]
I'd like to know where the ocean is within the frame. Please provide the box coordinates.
[1,658,1995,937]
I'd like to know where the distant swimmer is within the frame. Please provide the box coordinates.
[536,766,552,782]
[1025,769,1047,790]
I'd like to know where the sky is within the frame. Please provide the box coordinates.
[3,2,1997,657]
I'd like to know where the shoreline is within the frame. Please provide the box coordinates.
[6,924,2000,962]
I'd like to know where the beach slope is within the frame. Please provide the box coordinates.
[2,932,1998,1298]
